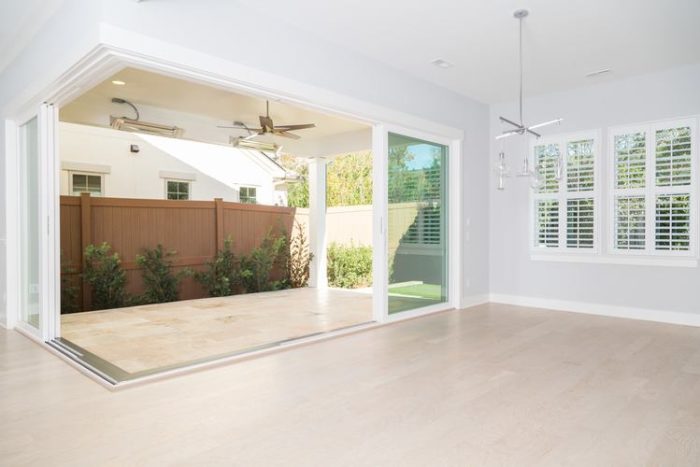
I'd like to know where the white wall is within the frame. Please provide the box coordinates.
[490,64,700,316]
[0,0,490,326]
[59,122,284,204]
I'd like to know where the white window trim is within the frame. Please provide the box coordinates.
[164,178,192,200]
[68,171,104,196]
[529,130,602,256]
[607,117,698,259]
[239,185,258,204]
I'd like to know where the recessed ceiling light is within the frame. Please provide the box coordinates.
[111,80,126,86]
[431,58,454,69]
[585,68,612,78]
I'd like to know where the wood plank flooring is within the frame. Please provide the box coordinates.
[2,303,700,466]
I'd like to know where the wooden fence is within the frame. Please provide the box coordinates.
[61,194,295,312]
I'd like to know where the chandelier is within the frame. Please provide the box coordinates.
[495,9,562,190]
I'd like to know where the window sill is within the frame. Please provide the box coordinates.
[530,253,698,268]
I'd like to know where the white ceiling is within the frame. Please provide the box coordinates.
[5,1,700,104]
[0,0,63,74]
[236,0,700,103]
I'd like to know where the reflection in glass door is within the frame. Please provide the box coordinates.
[387,133,448,314]
[19,117,41,329]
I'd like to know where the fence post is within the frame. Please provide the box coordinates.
[215,198,224,250]
[80,192,92,311]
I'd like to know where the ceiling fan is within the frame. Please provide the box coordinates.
[217,100,316,140]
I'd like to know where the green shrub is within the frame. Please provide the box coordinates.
[287,221,313,288]
[135,245,185,304]
[60,253,80,314]
[83,242,129,310]
[193,237,241,297]
[327,243,372,288]
[241,231,287,293]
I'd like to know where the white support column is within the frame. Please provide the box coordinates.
[308,157,328,288]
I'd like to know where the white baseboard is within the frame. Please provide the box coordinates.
[489,293,700,328]
[460,294,490,309]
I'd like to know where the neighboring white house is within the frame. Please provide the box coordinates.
[59,122,290,205]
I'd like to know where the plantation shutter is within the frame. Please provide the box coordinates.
[535,143,560,194]
[535,199,559,248]
[567,139,595,192]
[611,119,694,255]
[656,126,691,187]
[532,134,598,252]
[614,132,646,189]
[614,196,645,250]
[655,195,690,251]
[566,198,594,248]
[565,138,595,249]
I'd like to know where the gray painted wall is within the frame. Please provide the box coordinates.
[489,63,700,315]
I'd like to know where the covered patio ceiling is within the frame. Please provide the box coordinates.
[60,66,372,158]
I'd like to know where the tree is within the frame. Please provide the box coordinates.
[281,152,372,208]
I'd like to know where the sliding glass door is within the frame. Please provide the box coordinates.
[19,117,42,330]
[387,133,449,314]
[15,104,59,340]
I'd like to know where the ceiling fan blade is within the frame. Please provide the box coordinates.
[273,123,316,131]
[273,130,301,140]
[217,125,264,131]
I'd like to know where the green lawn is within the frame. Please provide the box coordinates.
[388,283,443,301]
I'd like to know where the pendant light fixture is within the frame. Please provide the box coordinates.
[495,9,563,190]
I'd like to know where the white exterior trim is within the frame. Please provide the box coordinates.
[489,294,700,328]
[61,161,111,174]
[158,170,196,181]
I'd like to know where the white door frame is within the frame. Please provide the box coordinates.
[7,104,60,341]
[4,30,464,339]
[373,124,463,323]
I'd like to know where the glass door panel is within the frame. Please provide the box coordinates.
[19,117,41,329]
[387,133,448,314]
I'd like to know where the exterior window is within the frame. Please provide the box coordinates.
[71,173,103,196]
[240,186,257,204]
[611,119,695,256]
[532,133,597,251]
[166,180,190,200]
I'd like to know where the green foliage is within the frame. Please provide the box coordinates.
[135,245,184,304]
[327,242,373,288]
[60,253,80,314]
[241,230,288,293]
[83,242,128,310]
[326,152,372,206]
[388,145,443,203]
[193,237,241,297]
[280,154,310,208]
[286,221,313,288]
[281,152,373,208]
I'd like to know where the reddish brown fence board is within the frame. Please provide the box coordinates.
[61,195,296,312]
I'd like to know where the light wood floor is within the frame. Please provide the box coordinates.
[61,287,373,374]
[3,303,700,466]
